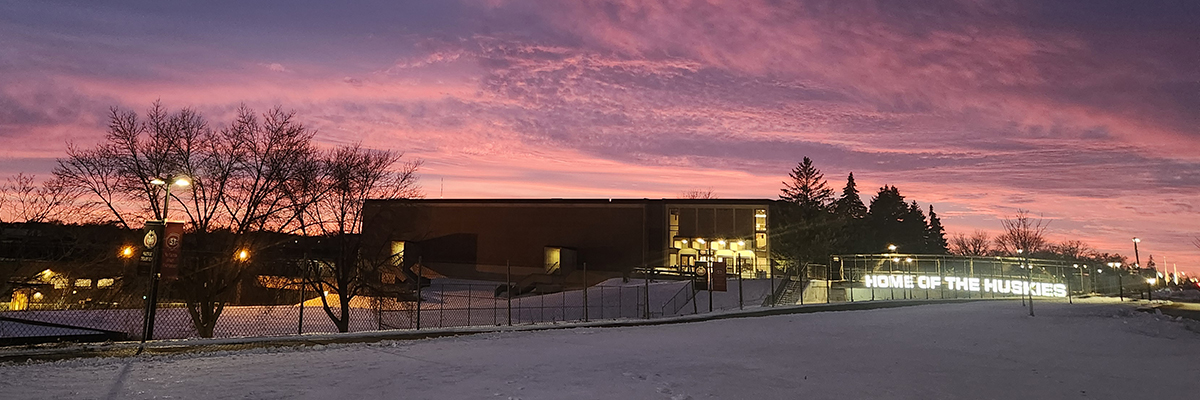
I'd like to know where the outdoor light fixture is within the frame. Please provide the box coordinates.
[892,257,900,262]
[236,249,250,262]
[696,238,705,244]
[905,258,913,262]
[888,244,897,252]
[121,246,135,258]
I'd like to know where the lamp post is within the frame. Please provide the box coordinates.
[1132,238,1141,269]
[887,245,897,300]
[1146,278,1156,301]
[141,176,190,344]
[1019,249,1032,316]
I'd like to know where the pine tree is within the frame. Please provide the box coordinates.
[865,185,907,252]
[779,157,833,218]
[899,201,928,253]
[832,172,867,220]
[925,205,949,254]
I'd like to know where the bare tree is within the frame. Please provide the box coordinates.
[2,173,81,223]
[950,230,992,256]
[994,209,1049,255]
[54,102,326,337]
[1049,240,1096,261]
[304,144,422,332]
[679,188,717,199]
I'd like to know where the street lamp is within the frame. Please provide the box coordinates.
[151,176,191,221]
[888,244,897,253]
[1132,238,1141,269]
[141,175,190,344]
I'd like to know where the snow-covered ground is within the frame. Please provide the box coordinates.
[1,298,1196,399]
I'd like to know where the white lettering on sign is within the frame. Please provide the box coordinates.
[862,274,1068,298]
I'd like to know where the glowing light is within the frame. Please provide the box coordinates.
[173,177,191,187]
[887,244,897,252]
[236,249,250,261]
[905,258,913,262]
[696,238,705,244]
[150,178,166,185]
[1132,237,1140,243]
[121,246,135,258]
[32,292,43,301]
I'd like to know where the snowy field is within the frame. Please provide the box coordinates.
[1,299,1197,400]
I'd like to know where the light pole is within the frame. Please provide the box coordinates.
[141,176,189,344]
[1132,238,1141,269]
[1018,249,1033,316]
[888,245,897,300]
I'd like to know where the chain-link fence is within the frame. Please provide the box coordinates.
[1,254,1160,345]
[761,254,1161,307]
[1,274,794,344]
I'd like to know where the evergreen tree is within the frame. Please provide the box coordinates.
[779,157,833,218]
[831,172,868,253]
[832,172,867,219]
[865,185,907,252]
[899,201,928,253]
[925,205,949,254]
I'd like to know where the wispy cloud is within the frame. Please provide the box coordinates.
[0,0,1197,270]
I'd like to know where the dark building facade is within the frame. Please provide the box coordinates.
[361,199,775,289]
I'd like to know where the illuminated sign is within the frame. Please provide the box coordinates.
[862,274,1067,298]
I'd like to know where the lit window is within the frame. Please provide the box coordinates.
[754,209,767,232]
[98,278,115,288]
[75,279,92,288]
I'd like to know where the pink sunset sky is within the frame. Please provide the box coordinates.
[1,1,1198,273]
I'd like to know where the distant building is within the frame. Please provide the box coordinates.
[362,199,775,290]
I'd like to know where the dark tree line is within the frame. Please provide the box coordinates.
[772,157,949,268]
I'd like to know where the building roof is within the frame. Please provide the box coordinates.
[365,198,777,206]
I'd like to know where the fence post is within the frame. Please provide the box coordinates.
[768,260,775,306]
[582,262,589,322]
[826,263,831,304]
[467,284,473,326]
[507,260,512,326]
[416,257,423,330]
[737,258,744,310]
[644,269,651,319]
[298,258,306,335]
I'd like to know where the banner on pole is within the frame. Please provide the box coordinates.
[137,221,164,276]
[711,261,727,292]
[160,222,184,280]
